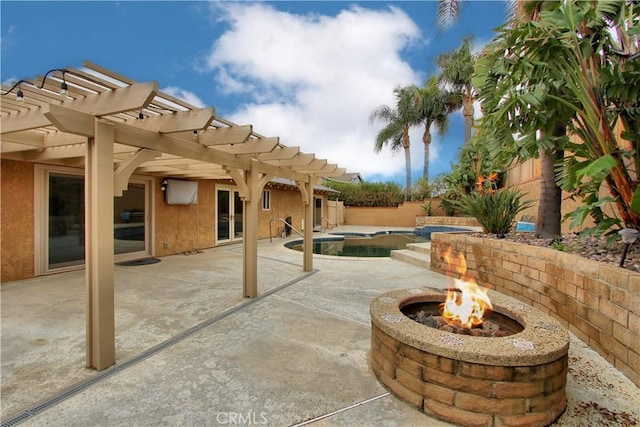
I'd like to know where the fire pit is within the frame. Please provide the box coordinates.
[402,299,524,337]
[370,288,569,427]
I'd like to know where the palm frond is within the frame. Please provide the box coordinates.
[436,0,467,30]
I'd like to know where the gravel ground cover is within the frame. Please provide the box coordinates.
[474,232,640,273]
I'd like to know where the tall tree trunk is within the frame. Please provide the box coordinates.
[403,125,412,201]
[423,126,432,181]
[462,92,474,143]
[536,123,565,238]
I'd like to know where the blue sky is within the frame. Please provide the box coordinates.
[1,1,508,184]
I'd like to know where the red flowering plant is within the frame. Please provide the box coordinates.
[475,172,500,195]
[455,171,531,236]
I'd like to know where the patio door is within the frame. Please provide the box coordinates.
[36,166,152,275]
[313,196,323,229]
[216,186,243,244]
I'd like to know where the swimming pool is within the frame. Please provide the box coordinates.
[284,227,467,257]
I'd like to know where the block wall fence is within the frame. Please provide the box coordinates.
[430,232,639,388]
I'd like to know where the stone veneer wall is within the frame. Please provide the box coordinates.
[430,232,640,388]
[415,216,481,227]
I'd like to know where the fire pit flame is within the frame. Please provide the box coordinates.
[441,249,492,329]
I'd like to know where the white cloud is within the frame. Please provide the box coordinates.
[471,37,493,56]
[203,2,427,180]
[2,77,18,86]
[473,99,483,120]
[162,86,207,108]
[1,25,16,52]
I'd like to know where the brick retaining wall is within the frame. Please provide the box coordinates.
[430,233,640,388]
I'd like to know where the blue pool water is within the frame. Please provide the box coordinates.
[285,227,467,257]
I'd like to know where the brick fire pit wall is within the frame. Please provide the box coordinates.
[370,290,569,427]
[430,232,640,388]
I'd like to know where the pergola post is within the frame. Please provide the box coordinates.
[302,181,314,272]
[85,119,116,370]
[235,160,272,298]
[243,165,259,298]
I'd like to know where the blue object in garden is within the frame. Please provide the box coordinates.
[515,222,535,232]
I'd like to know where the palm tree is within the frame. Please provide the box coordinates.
[475,1,570,238]
[441,0,568,238]
[369,86,418,201]
[436,38,475,144]
[413,76,461,180]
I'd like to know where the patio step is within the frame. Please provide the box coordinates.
[406,242,431,254]
[390,247,431,269]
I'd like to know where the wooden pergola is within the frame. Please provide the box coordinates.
[0,61,345,370]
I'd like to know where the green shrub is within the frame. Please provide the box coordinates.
[440,196,458,216]
[323,181,405,207]
[455,188,532,235]
[412,177,432,201]
[421,202,432,216]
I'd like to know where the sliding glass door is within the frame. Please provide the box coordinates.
[37,166,152,274]
[114,182,148,257]
[216,186,243,244]
[314,196,323,229]
[48,173,85,269]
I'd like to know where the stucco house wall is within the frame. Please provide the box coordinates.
[1,159,327,283]
[1,159,35,282]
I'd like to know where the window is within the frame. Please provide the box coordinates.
[262,189,271,211]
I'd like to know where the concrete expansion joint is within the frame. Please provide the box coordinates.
[273,294,370,326]
[290,393,391,426]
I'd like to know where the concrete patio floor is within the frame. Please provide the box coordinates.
[1,226,638,426]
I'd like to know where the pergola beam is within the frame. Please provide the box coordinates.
[223,137,279,155]
[296,163,339,177]
[150,170,228,179]
[1,130,45,148]
[255,162,308,183]
[141,158,207,167]
[194,125,253,146]
[8,105,313,182]
[137,108,216,133]
[9,143,137,162]
[114,123,252,171]
[271,153,315,167]
[1,141,34,154]
[292,158,327,172]
[318,167,347,178]
[40,105,251,170]
[257,146,299,161]
[1,82,158,134]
